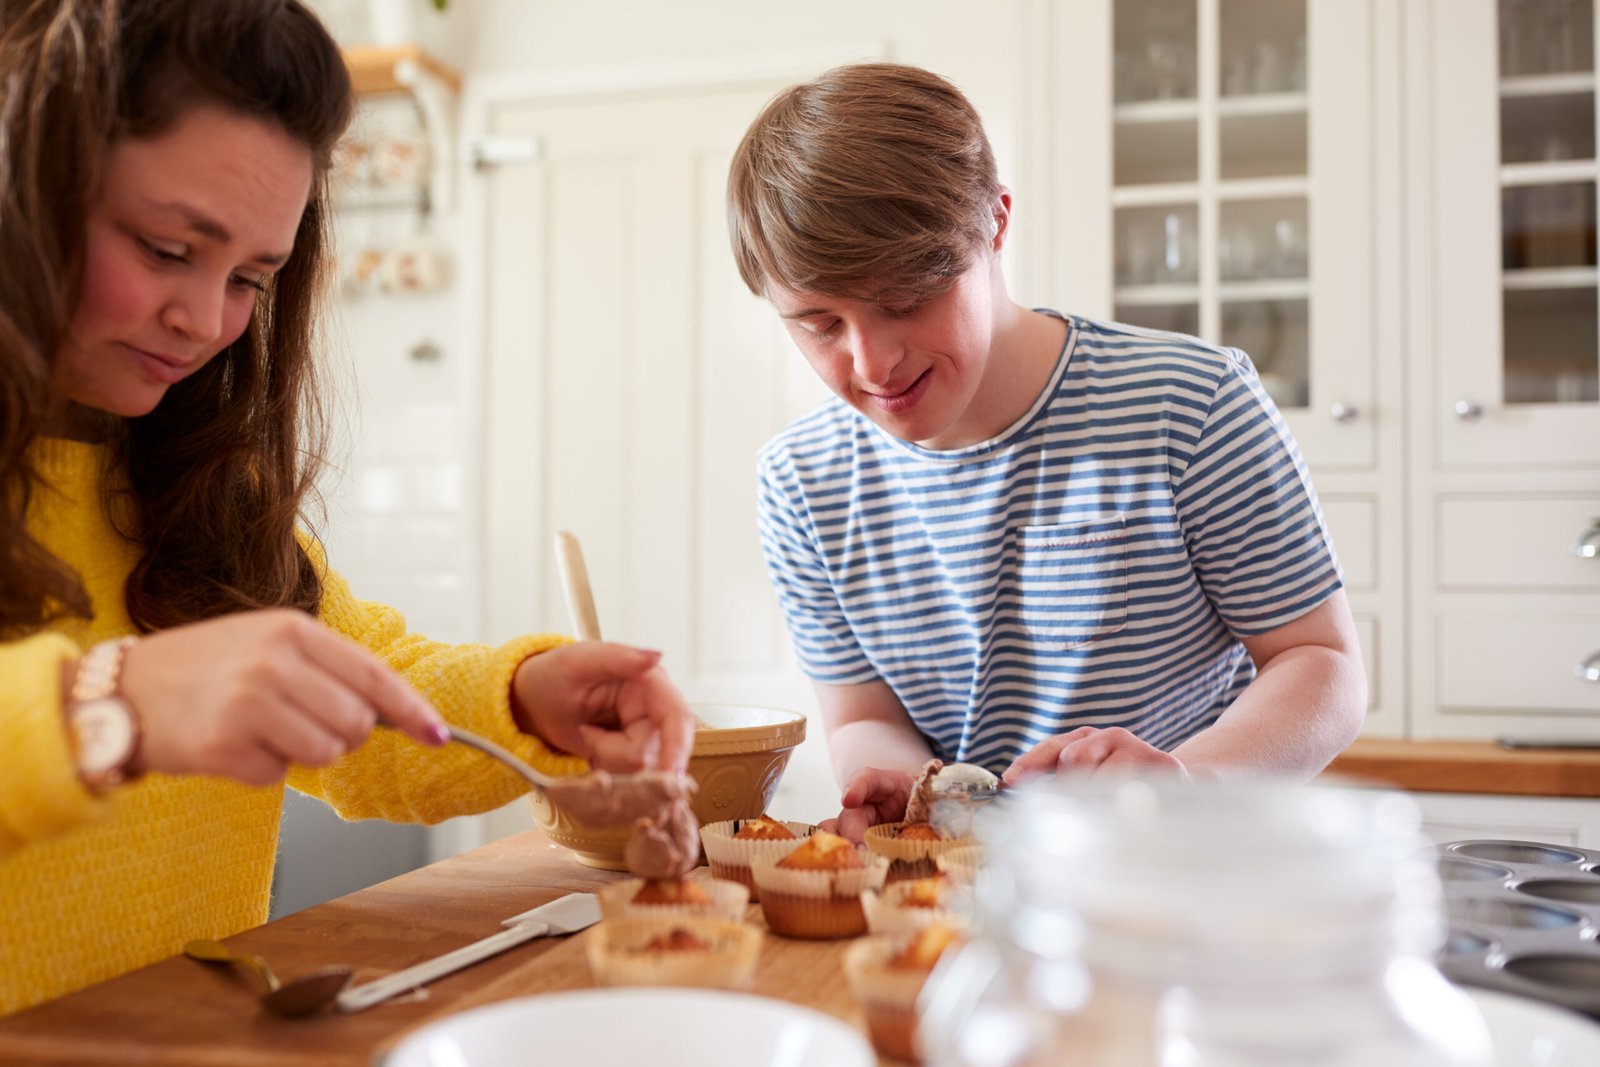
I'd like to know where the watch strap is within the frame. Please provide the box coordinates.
[72,636,138,702]
[67,636,143,790]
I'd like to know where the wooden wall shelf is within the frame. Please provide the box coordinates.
[344,45,461,96]
[1327,739,1600,799]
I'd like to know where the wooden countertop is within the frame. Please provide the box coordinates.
[0,832,894,1066]
[1328,738,1600,798]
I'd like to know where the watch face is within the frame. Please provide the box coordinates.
[73,697,137,774]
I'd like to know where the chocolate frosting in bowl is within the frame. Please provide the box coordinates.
[542,770,701,879]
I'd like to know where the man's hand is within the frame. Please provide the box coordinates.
[1002,726,1189,788]
[817,766,915,843]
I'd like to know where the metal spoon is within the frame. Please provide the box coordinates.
[441,723,559,789]
[184,939,352,1018]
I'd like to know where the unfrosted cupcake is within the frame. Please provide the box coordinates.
[587,915,762,990]
[699,815,815,901]
[934,843,983,886]
[750,830,889,939]
[864,820,974,883]
[844,923,967,1063]
[861,873,972,935]
[596,870,749,922]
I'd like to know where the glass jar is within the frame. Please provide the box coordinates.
[920,778,1492,1067]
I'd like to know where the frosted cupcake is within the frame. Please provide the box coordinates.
[587,915,763,990]
[699,815,815,901]
[750,831,889,939]
[596,870,749,922]
[844,923,967,1063]
[861,873,973,936]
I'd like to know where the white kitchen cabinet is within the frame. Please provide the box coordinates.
[1049,0,1409,735]
[1407,0,1600,741]
[1414,791,1600,850]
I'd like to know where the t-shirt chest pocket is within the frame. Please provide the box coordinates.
[1007,514,1129,649]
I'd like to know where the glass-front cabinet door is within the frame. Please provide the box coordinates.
[1434,0,1600,466]
[1095,0,1376,469]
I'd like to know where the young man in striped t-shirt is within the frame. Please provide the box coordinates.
[727,63,1365,841]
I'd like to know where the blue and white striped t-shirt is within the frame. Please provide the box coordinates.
[755,313,1343,774]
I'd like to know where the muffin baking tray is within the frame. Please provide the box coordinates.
[1435,839,1600,1017]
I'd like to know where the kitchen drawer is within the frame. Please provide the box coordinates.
[1437,613,1600,714]
[1319,495,1377,592]
[1437,495,1600,591]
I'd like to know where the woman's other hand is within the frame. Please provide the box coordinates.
[817,766,914,843]
[118,609,448,786]
[509,642,695,774]
[1001,725,1189,788]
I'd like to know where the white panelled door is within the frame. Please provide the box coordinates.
[477,83,836,812]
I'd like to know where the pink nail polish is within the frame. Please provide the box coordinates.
[430,723,452,746]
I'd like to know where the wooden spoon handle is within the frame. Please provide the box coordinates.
[554,530,602,641]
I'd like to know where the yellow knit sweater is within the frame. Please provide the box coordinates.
[0,439,589,1017]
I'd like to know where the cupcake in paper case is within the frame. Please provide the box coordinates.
[596,870,749,922]
[861,872,974,936]
[699,816,816,901]
[844,923,968,1063]
[587,915,763,990]
[933,843,983,886]
[864,820,975,883]
[750,830,890,939]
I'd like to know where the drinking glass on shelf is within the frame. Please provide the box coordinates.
[1271,217,1309,278]
[1146,37,1186,100]
[1221,220,1259,280]
[1223,49,1253,96]
[1158,211,1197,283]
[1253,41,1284,94]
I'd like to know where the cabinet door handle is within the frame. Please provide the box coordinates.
[1579,652,1600,682]
[1453,398,1484,421]
[1329,402,1359,423]
[1575,522,1600,559]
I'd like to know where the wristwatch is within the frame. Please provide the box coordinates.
[65,636,143,791]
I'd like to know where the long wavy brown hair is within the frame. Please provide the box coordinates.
[0,0,353,637]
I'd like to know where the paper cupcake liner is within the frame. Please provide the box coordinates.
[596,871,749,922]
[748,849,890,900]
[933,844,983,885]
[758,889,871,940]
[699,820,816,901]
[860,882,973,936]
[843,935,942,1062]
[586,915,762,990]
[863,822,973,863]
[865,823,976,884]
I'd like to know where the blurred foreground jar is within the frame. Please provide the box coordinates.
[920,778,1492,1067]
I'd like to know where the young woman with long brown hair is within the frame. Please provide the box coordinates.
[0,0,693,1015]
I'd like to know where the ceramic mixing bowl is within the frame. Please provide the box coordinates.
[527,703,807,870]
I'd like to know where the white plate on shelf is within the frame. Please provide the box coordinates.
[376,987,875,1067]
[1472,987,1600,1066]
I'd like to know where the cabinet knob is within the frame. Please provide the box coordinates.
[1329,402,1360,423]
[1453,398,1484,421]
[1576,522,1600,559]
[1579,652,1600,683]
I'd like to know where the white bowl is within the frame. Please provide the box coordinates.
[379,987,873,1067]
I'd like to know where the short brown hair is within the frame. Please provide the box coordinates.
[727,62,999,304]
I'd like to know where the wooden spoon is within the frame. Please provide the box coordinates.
[554,529,602,641]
